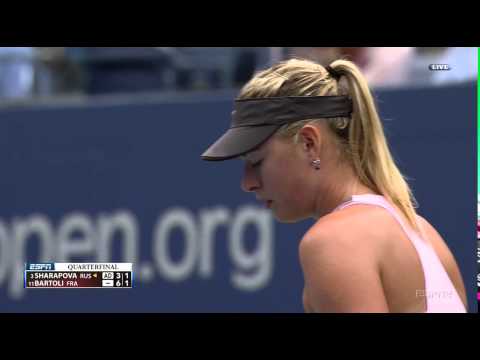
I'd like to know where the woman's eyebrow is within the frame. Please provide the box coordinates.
[246,154,262,163]
[241,151,258,161]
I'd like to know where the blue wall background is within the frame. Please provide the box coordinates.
[0,82,476,312]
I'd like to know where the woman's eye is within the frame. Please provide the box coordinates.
[251,160,263,168]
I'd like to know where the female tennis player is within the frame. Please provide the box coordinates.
[201,58,467,313]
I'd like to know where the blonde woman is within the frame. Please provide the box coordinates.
[201,58,467,313]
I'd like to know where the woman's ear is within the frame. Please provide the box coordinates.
[297,124,322,157]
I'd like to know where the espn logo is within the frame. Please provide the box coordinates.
[429,64,451,71]
[26,263,55,271]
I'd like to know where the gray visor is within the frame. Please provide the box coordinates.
[201,95,352,161]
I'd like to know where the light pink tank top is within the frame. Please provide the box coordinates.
[333,194,466,313]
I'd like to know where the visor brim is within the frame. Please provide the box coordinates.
[201,125,280,161]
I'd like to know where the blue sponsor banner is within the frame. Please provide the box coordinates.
[0,82,476,312]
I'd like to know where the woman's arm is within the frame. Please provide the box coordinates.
[299,226,390,313]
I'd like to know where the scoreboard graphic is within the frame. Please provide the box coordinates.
[24,263,133,288]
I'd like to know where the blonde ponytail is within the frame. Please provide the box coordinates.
[329,59,419,231]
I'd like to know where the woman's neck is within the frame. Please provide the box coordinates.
[311,164,378,219]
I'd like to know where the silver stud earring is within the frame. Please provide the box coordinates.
[311,159,321,170]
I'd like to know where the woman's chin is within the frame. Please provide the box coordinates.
[272,209,304,223]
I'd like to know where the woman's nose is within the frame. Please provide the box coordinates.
[241,163,260,193]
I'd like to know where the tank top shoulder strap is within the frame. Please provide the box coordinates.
[333,194,429,256]
[333,194,414,235]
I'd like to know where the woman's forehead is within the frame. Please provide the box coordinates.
[241,136,284,161]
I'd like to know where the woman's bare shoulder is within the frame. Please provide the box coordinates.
[299,204,403,283]
[299,205,391,312]
[301,204,395,251]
